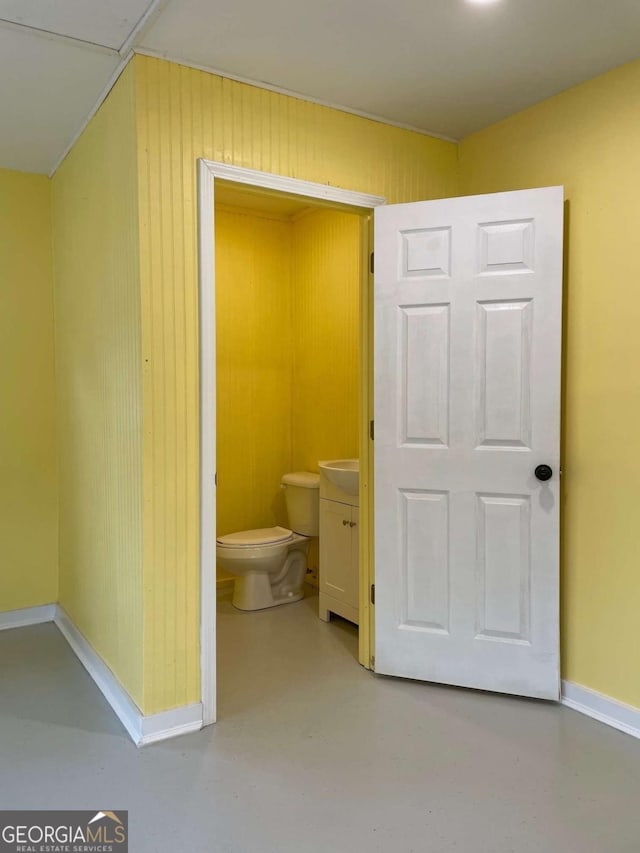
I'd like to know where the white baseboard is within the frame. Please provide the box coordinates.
[53,606,203,747]
[54,607,142,743]
[0,603,56,631]
[562,680,640,740]
[138,703,204,746]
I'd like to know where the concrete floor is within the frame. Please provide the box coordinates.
[1,590,640,853]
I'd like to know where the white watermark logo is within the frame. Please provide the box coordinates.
[0,811,128,852]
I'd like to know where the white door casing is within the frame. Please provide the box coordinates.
[197,159,385,725]
[374,187,563,700]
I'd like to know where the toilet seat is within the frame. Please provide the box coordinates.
[216,526,293,548]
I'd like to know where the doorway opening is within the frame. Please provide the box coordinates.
[197,161,386,724]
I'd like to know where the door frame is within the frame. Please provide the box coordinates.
[197,159,386,725]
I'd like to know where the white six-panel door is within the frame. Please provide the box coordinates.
[374,187,563,700]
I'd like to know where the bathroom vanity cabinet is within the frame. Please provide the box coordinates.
[318,475,359,625]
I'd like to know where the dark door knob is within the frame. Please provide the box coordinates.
[535,464,553,482]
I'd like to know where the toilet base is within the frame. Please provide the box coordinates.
[231,549,307,611]
[232,579,304,611]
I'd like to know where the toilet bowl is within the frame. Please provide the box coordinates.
[217,527,310,610]
[216,472,320,611]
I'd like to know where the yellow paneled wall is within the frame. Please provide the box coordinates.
[51,64,144,706]
[0,169,57,611]
[292,209,361,471]
[215,207,292,538]
[134,54,459,712]
[459,57,640,708]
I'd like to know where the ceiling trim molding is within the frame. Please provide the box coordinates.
[118,0,172,57]
[134,47,459,144]
[48,52,134,178]
[0,16,117,56]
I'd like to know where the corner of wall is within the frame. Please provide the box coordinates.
[50,62,144,709]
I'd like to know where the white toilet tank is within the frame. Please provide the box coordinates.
[281,472,320,536]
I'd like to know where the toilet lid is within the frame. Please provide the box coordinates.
[216,526,293,547]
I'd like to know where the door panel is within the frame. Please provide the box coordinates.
[400,489,449,632]
[400,304,450,446]
[475,299,532,448]
[475,493,531,643]
[374,187,563,700]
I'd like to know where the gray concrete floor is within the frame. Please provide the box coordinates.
[1,589,640,852]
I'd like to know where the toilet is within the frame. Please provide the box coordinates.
[216,472,320,611]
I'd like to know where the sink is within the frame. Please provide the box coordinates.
[319,459,359,495]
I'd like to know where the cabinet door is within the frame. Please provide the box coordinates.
[347,506,360,609]
[320,499,352,602]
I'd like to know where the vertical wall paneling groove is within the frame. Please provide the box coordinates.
[135,54,459,713]
[51,63,144,706]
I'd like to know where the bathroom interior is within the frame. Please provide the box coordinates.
[214,181,365,706]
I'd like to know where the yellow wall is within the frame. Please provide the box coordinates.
[51,64,144,706]
[291,209,361,473]
[134,54,458,712]
[459,57,640,708]
[291,208,362,582]
[0,169,57,611]
[215,207,292,538]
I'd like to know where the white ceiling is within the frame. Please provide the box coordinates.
[0,0,157,174]
[1,0,640,175]
[0,0,151,49]
[141,0,640,139]
[0,25,120,174]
